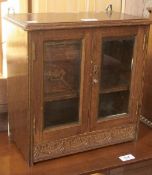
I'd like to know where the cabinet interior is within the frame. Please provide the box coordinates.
[43,40,82,129]
[98,36,135,119]
[43,36,135,128]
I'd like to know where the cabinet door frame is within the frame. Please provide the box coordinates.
[90,26,148,131]
[31,29,92,144]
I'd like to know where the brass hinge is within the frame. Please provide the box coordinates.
[136,102,141,116]
[131,58,134,70]
[93,65,99,75]
[33,117,36,133]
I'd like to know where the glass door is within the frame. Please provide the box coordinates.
[43,40,82,129]
[90,27,145,131]
[32,30,91,143]
[98,36,134,119]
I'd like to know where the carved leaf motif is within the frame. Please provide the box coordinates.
[45,65,66,81]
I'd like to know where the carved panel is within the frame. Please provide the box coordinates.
[34,124,136,162]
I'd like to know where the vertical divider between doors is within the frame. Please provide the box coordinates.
[89,29,102,131]
[81,30,94,133]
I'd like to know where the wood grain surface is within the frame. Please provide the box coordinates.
[5,12,151,164]
[4,12,152,31]
[0,123,152,175]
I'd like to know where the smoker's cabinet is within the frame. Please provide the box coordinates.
[5,13,150,164]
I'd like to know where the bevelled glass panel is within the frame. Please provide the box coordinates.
[43,40,81,128]
[98,36,135,119]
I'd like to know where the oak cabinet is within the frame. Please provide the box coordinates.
[5,12,150,164]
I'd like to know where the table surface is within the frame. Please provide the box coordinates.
[0,123,152,175]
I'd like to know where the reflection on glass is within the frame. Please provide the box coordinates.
[43,40,82,128]
[98,36,135,119]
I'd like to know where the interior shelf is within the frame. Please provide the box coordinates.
[44,85,129,103]
[44,91,79,102]
[101,83,129,94]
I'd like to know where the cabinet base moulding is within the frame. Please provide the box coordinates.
[34,124,136,162]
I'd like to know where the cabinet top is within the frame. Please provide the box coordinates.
[5,12,151,31]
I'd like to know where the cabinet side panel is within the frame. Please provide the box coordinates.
[142,26,152,124]
[6,22,30,162]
